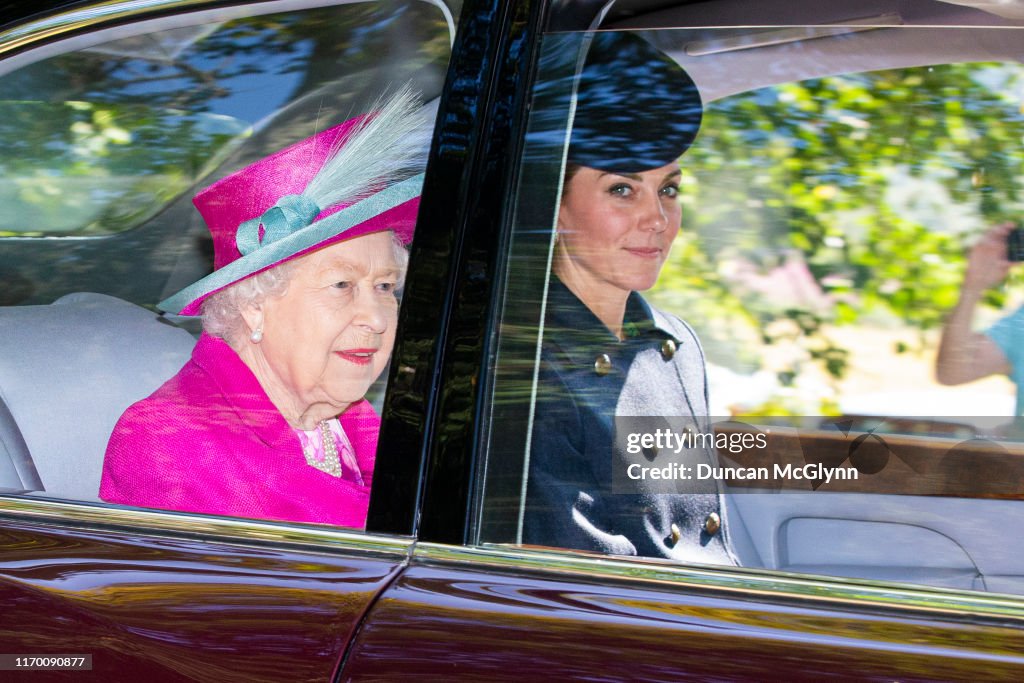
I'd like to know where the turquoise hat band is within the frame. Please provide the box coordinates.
[236,193,322,256]
[159,172,425,315]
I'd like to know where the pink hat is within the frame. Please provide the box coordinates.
[160,87,426,315]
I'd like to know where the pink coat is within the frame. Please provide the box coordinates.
[100,334,378,528]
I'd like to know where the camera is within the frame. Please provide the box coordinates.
[1008,226,1024,262]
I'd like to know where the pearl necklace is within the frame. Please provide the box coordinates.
[301,420,342,478]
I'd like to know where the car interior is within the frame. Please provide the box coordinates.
[0,293,194,499]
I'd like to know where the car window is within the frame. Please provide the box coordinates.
[477,22,1024,596]
[0,0,456,529]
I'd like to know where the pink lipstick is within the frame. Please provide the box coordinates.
[335,348,377,365]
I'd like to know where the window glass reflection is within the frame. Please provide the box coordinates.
[0,0,452,521]
[0,1,451,240]
[657,62,1024,420]
[481,27,1024,596]
[0,0,451,308]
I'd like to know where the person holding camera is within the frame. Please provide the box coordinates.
[936,222,1024,414]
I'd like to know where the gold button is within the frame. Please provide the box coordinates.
[670,523,681,545]
[594,354,612,375]
[661,339,676,360]
[704,512,721,536]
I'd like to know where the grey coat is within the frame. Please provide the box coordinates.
[523,277,736,565]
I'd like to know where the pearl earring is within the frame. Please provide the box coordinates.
[250,327,263,343]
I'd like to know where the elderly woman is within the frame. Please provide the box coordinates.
[523,32,737,565]
[100,89,426,527]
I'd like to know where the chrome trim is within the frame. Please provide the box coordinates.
[413,542,1024,622]
[0,0,457,57]
[0,0,223,56]
[0,495,413,559]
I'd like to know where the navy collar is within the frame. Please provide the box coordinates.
[543,276,682,366]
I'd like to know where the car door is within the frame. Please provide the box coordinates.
[0,0,459,679]
[347,0,1024,678]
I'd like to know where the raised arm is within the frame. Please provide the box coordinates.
[936,223,1014,385]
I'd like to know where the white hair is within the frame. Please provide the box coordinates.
[201,231,409,347]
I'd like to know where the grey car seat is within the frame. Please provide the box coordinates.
[0,293,194,500]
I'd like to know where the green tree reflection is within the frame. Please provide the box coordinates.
[652,63,1024,413]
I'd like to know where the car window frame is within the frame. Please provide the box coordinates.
[367,0,547,538]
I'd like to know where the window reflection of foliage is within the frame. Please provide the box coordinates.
[651,63,1024,414]
[0,101,240,236]
[0,1,451,238]
[0,3,434,112]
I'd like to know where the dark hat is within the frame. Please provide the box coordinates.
[568,32,702,172]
